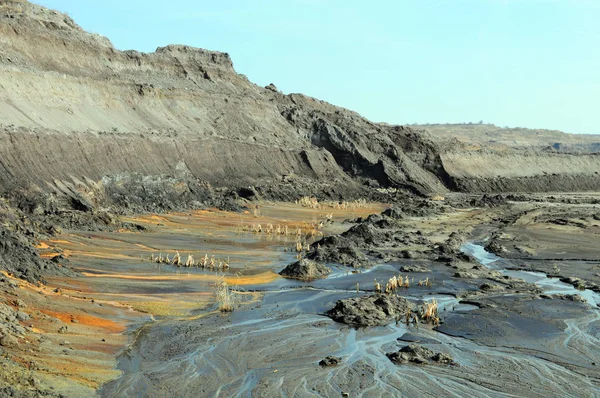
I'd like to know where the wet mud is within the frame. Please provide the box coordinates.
[96,200,600,397]
[10,199,600,397]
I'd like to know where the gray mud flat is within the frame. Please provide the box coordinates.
[101,242,600,398]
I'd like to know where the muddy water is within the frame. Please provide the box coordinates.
[463,243,600,306]
[43,205,600,397]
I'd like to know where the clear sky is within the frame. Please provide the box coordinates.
[34,0,600,134]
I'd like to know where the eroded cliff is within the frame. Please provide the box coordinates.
[1,0,599,210]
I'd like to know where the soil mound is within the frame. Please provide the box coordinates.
[386,344,455,365]
[279,259,332,281]
[308,236,370,268]
[326,294,413,326]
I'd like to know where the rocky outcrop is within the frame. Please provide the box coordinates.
[318,356,342,367]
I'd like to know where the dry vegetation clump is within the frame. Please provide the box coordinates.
[238,219,324,240]
[296,197,369,210]
[418,277,433,287]
[214,275,237,312]
[296,196,320,209]
[322,199,368,210]
[420,299,439,325]
[151,252,230,270]
[400,299,440,327]
[236,217,330,261]
[375,275,435,294]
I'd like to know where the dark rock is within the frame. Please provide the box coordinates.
[454,271,477,279]
[387,344,455,366]
[373,216,398,229]
[400,250,416,259]
[0,224,66,283]
[342,223,385,246]
[279,259,331,281]
[326,294,413,326]
[485,240,508,255]
[309,235,370,268]
[431,352,454,364]
[555,294,587,302]
[560,277,586,290]
[319,356,342,367]
[50,254,67,264]
[382,207,404,220]
[265,83,278,92]
[479,283,504,292]
[237,186,262,201]
[399,264,430,273]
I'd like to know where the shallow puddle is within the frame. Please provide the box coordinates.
[463,242,600,306]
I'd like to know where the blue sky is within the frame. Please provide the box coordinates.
[34,1,600,134]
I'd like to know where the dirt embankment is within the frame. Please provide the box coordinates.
[0,1,598,228]
[0,0,447,208]
[441,151,600,193]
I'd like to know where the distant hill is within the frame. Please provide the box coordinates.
[414,124,600,153]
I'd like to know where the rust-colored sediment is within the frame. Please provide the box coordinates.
[22,202,384,394]
[39,310,126,333]
[80,270,279,285]
[0,272,141,394]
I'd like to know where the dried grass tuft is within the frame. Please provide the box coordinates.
[215,275,237,312]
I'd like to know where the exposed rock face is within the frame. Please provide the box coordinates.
[279,259,331,281]
[326,294,413,326]
[419,124,600,193]
[0,0,449,210]
[440,151,600,193]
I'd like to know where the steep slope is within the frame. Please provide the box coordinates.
[0,0,446,211]
[1,0,599,209]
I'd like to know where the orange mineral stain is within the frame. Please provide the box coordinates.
[40,310,126,333]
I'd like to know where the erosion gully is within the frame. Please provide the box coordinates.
[41,203,600,397]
